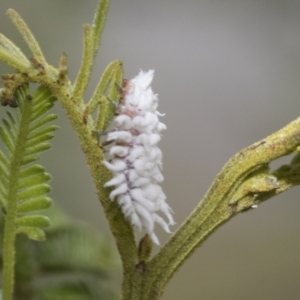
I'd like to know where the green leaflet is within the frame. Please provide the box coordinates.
[94,60,123,132]
[0,125,14,152]
[17,183,51,201]
[83,59,123,132]
[16,215,51,228]
[21,155,39,166]
[29,114,58,132]
[17,197,52,213]
[19,164,45,178]
[27,124,58,141]
[18,172,51,189]
[0,84,58,241]
[15,227,45,241]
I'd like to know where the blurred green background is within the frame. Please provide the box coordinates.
[1,0,300,299]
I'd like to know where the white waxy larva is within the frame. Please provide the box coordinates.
[103,70,175,244]
[104,173,126,187]
[109,146,129,157]
[102,160,126,172]
[127,146,145,163]
[114,114,132,129]
[107,131,132,143]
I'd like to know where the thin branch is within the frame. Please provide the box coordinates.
[6,9,46,64]
[143,117,300,299]
[72,25,94,102]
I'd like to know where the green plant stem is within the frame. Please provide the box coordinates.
[46,83,138,279]
[2,86,33,300]
[50,83,138,298]
[133,117,300,299]
[2,204,17,300]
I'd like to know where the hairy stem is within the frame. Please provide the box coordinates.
[48,84,138,279]
[2,86,32,300]
[140,117,300,299]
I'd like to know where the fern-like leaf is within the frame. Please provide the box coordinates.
[0,84,58,241]
[0,207,118,299]
[34,208,118,300]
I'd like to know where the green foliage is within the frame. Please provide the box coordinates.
[35,215,118,300]
[0,84,57,241]
[0,207,118,300]
[0,2,127,298]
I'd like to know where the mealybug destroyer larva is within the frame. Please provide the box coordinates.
[103,70,174,244]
